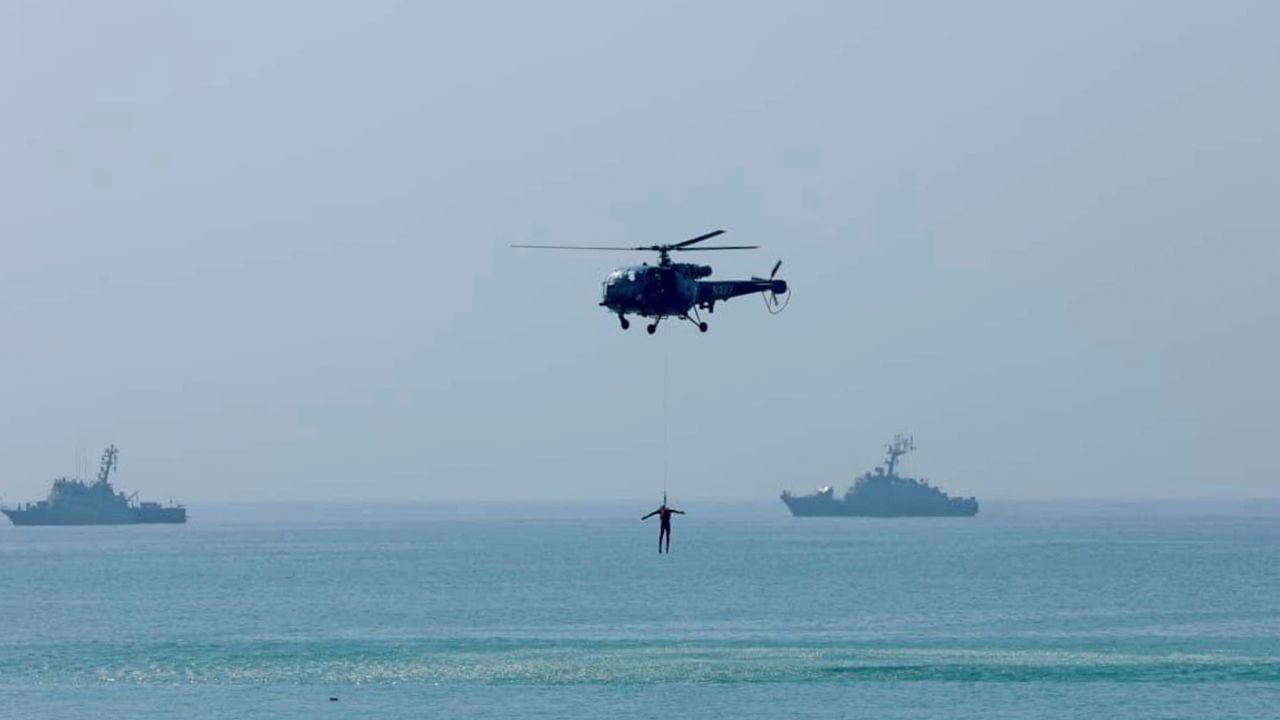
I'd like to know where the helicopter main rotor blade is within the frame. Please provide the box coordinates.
[675,245,759,251]
[671,229,727,249]
[511,231,749,253]
[510,244,653,250]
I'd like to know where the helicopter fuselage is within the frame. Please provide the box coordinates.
[600,262,786,325]
[511,229,786,334]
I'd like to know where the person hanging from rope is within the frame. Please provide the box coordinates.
[641,493,685,554]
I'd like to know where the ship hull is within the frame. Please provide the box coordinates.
[2,507,186,526]
[780,493,978,517]
[133,507,187,524]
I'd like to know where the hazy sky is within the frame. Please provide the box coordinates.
[1,1,1277,503]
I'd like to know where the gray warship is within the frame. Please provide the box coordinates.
[781,435,978,517]
[2,445,186,526]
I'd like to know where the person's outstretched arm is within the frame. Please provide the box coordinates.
[670,508,685,515]
[641,509,659,520]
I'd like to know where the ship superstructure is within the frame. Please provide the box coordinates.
[2,446,186,526]
[781,435,978,517]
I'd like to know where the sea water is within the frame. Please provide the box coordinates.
[1,501,1277,719]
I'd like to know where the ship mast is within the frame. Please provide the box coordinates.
[883,434,915,477]
[96,445,118,486]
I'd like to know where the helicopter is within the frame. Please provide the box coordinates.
[512,230,788,334]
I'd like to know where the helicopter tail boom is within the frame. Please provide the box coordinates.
[697,278,787,305]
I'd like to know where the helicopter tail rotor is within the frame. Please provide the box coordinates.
[762,260,789,314]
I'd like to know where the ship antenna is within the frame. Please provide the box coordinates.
[884,434,915,477]
[97,445,118,485]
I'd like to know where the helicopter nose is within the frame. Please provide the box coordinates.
[771,280,787,295]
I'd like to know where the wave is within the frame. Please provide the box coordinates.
[3,640,1277,686]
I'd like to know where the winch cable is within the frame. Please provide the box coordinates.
[662,328,669,498]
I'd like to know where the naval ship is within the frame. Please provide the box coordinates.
[2,445,186,526]
[781,435,978,517]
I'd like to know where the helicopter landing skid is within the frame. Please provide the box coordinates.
[634,307,709,335]
[682,307,709,333]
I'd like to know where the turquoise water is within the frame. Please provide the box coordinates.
[2,502,1277,718]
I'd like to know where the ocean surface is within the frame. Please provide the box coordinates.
[1,500,1277,719]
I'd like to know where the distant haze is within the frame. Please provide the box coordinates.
[1,1,1276,503]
